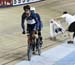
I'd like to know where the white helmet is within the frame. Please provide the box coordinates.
[30,7,36,11]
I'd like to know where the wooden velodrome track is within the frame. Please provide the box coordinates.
[0,0,75,65]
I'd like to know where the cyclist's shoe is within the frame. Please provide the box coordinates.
[67,40,73,44]
[22,31,25,34]
[40,36,42,40]
[32,51,36,54]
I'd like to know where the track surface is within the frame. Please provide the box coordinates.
[0,0,75,65]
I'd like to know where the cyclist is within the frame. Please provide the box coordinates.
[21,5,39,53]
[54,11,75,43]
[30,7,43,47]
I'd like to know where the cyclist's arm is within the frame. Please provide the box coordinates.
[54,14,65,20]
[21,13,26,32]
[33,14,39,30]
[54,16,63,20]
[36,13,43,28]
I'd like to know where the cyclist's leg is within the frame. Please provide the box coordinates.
[38,31,43,42]
[27,24,36,42]
[31,31,36,54]
[38,30,43,47]
[29,24,36,54]
[38,27,43,40]
[27,35,32,45]
[27,24,31,44]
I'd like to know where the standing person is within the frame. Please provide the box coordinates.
[54,11,75,43]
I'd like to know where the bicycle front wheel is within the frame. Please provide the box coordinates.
[27,44,32,61]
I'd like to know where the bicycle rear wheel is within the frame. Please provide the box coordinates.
[38,46,41,55]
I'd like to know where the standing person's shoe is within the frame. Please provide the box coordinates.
[22,31,25,34]
[67,40,73,44]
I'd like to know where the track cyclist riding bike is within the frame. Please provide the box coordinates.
[21,5,43,60]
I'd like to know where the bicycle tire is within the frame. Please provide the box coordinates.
[36,38,41,55]
[27,43,32,61]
